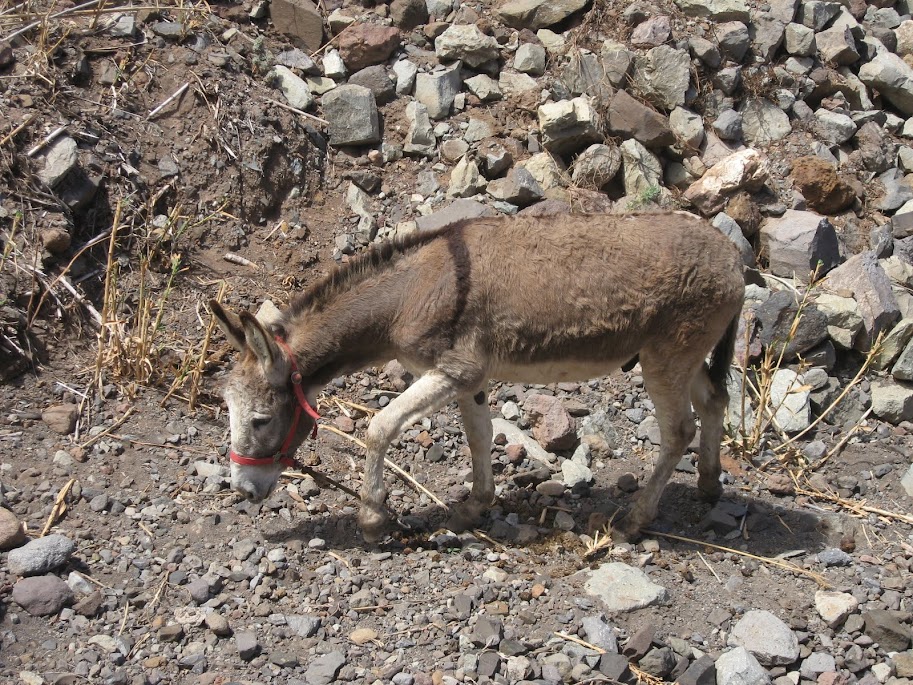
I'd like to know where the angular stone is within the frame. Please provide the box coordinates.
[42,404,78,435]
[322,85,380,146]
[677,654,716,685]
[270,0,323,51]
[486,168,543,207]
[348,65,395,105]
[729,610,799,666]
[741,98,791,145]
[525,394,576,451]
[815,26,859,65]
[561,459,593,487]
[901,463,913,497]
[305,650,347,685]
[269,65,313,111]
[415,64,461,119]
[825,252,900,347]
[859,51,913,116]
[751,14,786,61]
[520,152,567,192]
[392,59,418,95]
[815,293,863,349]
[571,144,622,189]
[336,24,400,71]
[514,42,546,75]
[756,291,829,358]
[872,318,913,371]
[12,575,74,616]
[464,74,502,101]
[785,22,815,56]
[892,337,913,380]
[871,379,913,424]
[634,45,691,110]
[403,101,436,157]
[495,0,589,30]
[601,41,634,88]
[713,213,755,266]
[760,210,840,282]
[631,15,672,47]
[580,615,618,653]
[716,21,751,62]
[770,369,811,433]
[390,0,428,30]
[582,563,668,612]
[674,0,750,21]
[863,610,912,652]
[607,89,675,147]
[435,24,499,67]
[448,157,486,198]
[670,107,705,151]
[815,590,859,628]
[415,198,496,233]
[620,140,663,197]
[684,149,769,214]
[815,109,857,145]
[538,97,602,155]
[716,647,771,685]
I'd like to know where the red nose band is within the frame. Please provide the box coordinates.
[229,336,320,469]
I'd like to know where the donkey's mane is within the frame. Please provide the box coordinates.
[285,222,465,319]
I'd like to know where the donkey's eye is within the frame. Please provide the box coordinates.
[251,415,272,429]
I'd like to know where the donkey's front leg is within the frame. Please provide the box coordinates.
[360,371,460,542]
[448,388,494,531]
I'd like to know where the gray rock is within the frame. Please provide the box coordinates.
[872,318,913,371]
[607,89,675,147]
[12,575,74,616]
[415,198,496,232]
[464,74,502,101]
[760,210,840,282]
[269,65,313,110]
[276,48,319,74]
[582,563,669,612]
[715,21,751,61]
[640,647,678,678]
[486,168,543,206]
[538,97,602,155]
[815,26,858,65]
[713,109,743,141]
[750,14,786,61]
[741,98,791,145]
[634,45,691,110]
[814,109,856,145]
[306,650,347,685]
[270,0,323,51]
[470,616,503,647]
[561,459,593,487]
[621,140,663,196]
[495,0,589,29]
[42,402,79,434]
[756,291,829,358]
[859,51,913,115]
[415,63,461,119]
[571,144,622,189]
[899,338,913,380]
[817,547,852,566]
[670,107,705,150]
[770,369,811,433]
[435,24,499,68]
[871,379,913,424]
[729,610,799,665]
[798,0,841,30]
[7,534,76,576]
[825,252,900,347]
[581,616,618,652]
[814,590,858,627]
[674,0,750,21]
[863,610,912,652]
[713,213,755,266]
[235,630,260,660]
[403,101,436,157]
[322,85,379,146]
[393,59,418,95]
[448,157,486,198]
[601,41,634,88]
[514,42,547,75]
[678,654,716,685]
[901,463,913,497]
[815,293,863,349]
[785,22,815,56]
[286,613,321,637]
[715,647,771,685]
[348,65,396,105]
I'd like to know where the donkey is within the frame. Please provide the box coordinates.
[211,211,745,542]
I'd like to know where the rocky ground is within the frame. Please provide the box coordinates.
[1,0,913,684]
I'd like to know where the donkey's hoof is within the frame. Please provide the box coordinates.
[358,506,388,543]
[697,479,723,503]
[446,500,486,532]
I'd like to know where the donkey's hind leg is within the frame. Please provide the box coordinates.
[621,352,698,538]
[448,387,494,531]
[690,364,729,502]
[361,371,460,542]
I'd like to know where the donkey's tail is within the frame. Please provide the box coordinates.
[708,313,739,391]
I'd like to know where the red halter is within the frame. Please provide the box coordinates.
[229,337,320,469]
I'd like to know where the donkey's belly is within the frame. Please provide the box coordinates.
[490,357,631,383]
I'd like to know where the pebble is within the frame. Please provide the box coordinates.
[7,534,76,576]
[234,630,260,660]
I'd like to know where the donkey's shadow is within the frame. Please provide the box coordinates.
[255,478,832,559]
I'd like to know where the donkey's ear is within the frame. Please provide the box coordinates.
[239,310,279,369]
[210,300,246,352]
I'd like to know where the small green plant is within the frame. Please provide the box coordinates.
[626,185,661,211]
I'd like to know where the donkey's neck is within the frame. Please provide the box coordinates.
[283,270,401,385]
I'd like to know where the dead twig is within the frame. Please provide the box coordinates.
[0,113,37,148]
[41,478,76,536]
[78,407,135,449]
[793,486,913,526]
[262,97,329,126]
[148,82,191,119]
[223,252,257,268]
[26,124,67,157]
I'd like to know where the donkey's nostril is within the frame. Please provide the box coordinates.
[237,485,257,501]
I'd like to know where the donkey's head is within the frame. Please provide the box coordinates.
[210,300,318,502]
